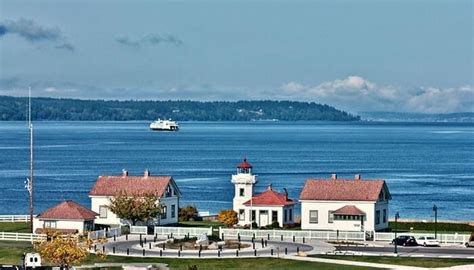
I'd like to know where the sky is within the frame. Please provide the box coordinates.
[0,0,472,113]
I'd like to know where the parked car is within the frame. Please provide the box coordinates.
[418,236,440,247]
[465,233,474,248]
[391,235,417,246]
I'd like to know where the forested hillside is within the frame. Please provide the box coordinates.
[0,96,360,121]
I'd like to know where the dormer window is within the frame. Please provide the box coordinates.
[166,186,172,197]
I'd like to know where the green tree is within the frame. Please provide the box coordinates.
[179,205,199,221]
[108,191,162,225]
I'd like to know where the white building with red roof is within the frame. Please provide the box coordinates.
[299,174,391,232]
[33,200,97,234]
[89,169,181,227]
[232,159,295,227]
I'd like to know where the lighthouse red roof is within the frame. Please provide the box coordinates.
[243,186,295,206]
[237,159,252,169]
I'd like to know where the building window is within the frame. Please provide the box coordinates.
[239,209,245,220]
[251,210,256,223]
[99,205,107,218]
[284,209,287,222]
[383,209,387,223]
[289,209,293,222]
[328,211,334,223]
[161,206,167,219]
[84,220,94,231]
[44,220,56,229]
[309,210,318,224]
[376,210,380,225]
[272,211,278,222]
[166,186,172,197]
[171,205,176,219]
[239,188,245,197]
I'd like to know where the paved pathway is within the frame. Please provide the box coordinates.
[91,235,474,270]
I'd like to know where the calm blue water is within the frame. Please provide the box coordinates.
[0,121,473,221]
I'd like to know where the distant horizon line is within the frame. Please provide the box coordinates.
[1,95,473,115]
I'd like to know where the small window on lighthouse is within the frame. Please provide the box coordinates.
[239,188,245,197]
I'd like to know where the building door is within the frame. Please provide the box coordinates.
[259,210,269,227]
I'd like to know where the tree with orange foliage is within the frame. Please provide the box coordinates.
[34,231,91,269]
[217,209,238,228]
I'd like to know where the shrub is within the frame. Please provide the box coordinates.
[179,205,199,221]
[218,209,238,228]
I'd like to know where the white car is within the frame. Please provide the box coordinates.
[418,236,440,247]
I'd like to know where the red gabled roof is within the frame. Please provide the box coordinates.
[299,178,388,201]
[89,175,173,197]
[244,188,295,206]
[333,205,366,216]
[37,200,98,220]
[237,159,252,169]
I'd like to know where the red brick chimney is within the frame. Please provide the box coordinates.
[331,173,337,180]
[144,169,150,177]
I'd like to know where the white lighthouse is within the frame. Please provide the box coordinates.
[231,158,295,227]
[231,159,256,223]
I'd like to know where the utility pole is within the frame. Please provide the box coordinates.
[25,87,34,233]
[433,204,438,239]
[394,211,399,255]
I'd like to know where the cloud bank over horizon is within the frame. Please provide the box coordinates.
[279,76,474,113]
[0,76,472,114]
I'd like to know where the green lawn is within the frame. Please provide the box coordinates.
[312,255,474,268]
[0,222,31,233]
[178,221,224,228]
[82,255,379,270]
[389,221,473,233]
[0,247,378,270]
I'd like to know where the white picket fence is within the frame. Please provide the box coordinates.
[154,226,213,237]
[130,226,148,234]
[374,232,470,244]
[0,215,30,222]
[129,226,213,237]
[219,228,366,241]
[87,227,121,240]
[0,232,45,242]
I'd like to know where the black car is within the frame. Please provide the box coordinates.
[392,235,418,246]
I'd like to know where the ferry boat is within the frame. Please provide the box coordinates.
[149,119,179,131]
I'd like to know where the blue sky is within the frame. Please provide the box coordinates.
[0,0,472,113]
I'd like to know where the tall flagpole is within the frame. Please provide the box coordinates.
[26,87,34,232]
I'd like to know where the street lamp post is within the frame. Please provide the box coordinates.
[394,211,400,255]
[433,205,438,239]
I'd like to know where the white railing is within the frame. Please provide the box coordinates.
[219,228,365,241]
[0,215,30,222]
[374,232,470,244]
[0,232,45,242]
[130,226,148,234]
[87,227,121,240]
[154,226,213,237]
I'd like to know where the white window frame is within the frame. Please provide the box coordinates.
[99,205,108,218]
[309,210,318,224]
[239,209,245,221]
[171,204,176,219]
[44,220,57,229]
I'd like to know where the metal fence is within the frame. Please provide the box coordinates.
[374,232,470,244]
[219,228,366,241]
[87,227,121,240]
[0,232,45,242]
[0,215,30,222]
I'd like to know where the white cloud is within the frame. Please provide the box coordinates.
[279,76,473,113]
